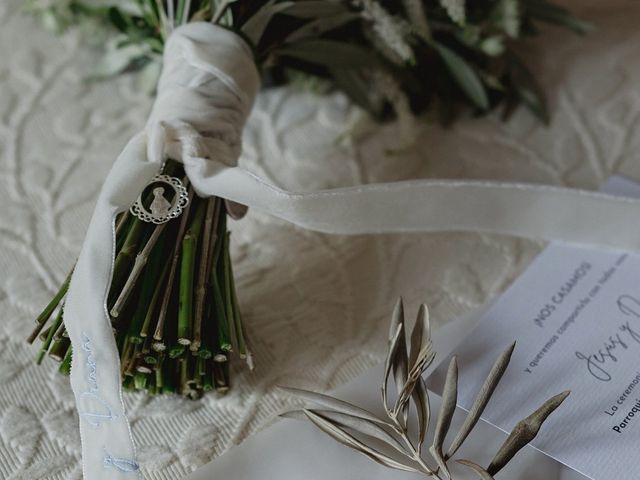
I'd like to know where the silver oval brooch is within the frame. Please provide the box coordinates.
[130,174,189,224]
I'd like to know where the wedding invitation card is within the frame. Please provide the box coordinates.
[447,176,640,480]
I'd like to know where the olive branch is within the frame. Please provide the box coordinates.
[280,299,569,479]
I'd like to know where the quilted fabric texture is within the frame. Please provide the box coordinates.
[1,1,639,478]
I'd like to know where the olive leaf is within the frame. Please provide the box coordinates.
[457,459,495,480]
[303,409,420,473]
[445,342,516,460]
[280,299,569,479]
[429,356,458,479]
[440,0,466,26]
[387,298,409,426]
[281,409,407,455]
[395,304,436,414]
[93,35,153,78]
[241,1,295,45]
[487,390,570,475]
[523,0,593,35]
[280,0,349,19]
[435,43,490,111]
[412,376,430,451]
[329,67,382,117]
[409,304,431,371]
[277,386,391,427]
[275,39,377,68]
[382,303,406,417]
[284,12,359,44]
[506,53,549,124]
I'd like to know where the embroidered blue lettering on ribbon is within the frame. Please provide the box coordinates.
[104,448,140,473]
[79,333,117,427]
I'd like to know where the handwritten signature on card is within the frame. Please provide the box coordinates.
[575,295,640,382]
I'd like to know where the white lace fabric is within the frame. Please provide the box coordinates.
[1,1,640,479]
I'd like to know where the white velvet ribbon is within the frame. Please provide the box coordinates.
[64,22,640,479]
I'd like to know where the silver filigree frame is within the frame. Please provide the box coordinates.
[130,174,189,224]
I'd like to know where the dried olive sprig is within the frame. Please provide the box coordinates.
[280,299,569,479]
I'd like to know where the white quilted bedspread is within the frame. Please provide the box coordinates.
[1,1,639,478]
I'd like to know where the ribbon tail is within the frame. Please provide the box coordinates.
[65,132,158,480]
[185,157,640,252]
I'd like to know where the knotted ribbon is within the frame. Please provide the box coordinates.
[64,22,640,479]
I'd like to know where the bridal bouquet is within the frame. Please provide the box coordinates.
[27,0,588,400]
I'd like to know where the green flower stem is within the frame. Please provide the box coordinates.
[208,210,231,354]
[120,336,132,365]
[141,331,153,355]
[38,326,51,342]
[192,197,218,352]
[153,188,196,344]
[221,361,230,393]
[27,269,72,343]
[211,268,231,352]
[109,217,148,311]
[114,211,131,251]
[211,208,226,269]
[213,352,228,363]
[122,376,134,392]
[225,235,250,359]
[178,199,206,345]
[198,198,222,358]
[48,336,70,361]
[197,355,205,376]
[36,271,72,324]
[169,344,185,358]
[189,356,201,389]
[211,0,233,24]
[53,325,67,342]
[125,343,142,377]
[197,347,212,359]
[214,361,229,393]
[140,258,170,339]
[221,232,238,351]
[37,307,63,365]
[144,355,157,365]
[179,358,188,393]
[162,360,176,394]
[134,372,148,390]
[155,354,164,389]
[127,226,167,343]
[59,346,72,376]
[112,222,167,319]
[176,0,186,24]
[202,362,213,392]
[121,339,135,377]
[136,361,153,374]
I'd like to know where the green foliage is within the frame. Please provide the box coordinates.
[26,0,590,123]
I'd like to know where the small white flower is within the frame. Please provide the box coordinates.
[440,0,466,26]
[402,0,431,40]
[361,0,415,65]
[501,0,521,37]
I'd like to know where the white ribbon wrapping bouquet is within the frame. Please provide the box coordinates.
[63,22,640,479]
